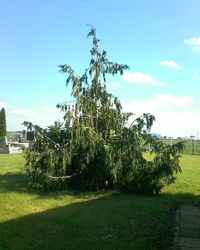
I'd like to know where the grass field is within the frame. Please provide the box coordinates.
[0,154,200,249]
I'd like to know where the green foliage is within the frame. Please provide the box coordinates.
[0,108,7,136]
[23,28,184,195]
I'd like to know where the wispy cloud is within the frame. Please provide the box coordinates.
[184,37,200,53]
[160,60,181,69]
[108,81,120,88]
[10,109,35,116]
[122,72,165,86]
[0,101,8,108]
[41,106,58,113]
[13,97,20,102]
[193,72,199,78]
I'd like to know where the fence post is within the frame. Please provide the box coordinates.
[190,135,195,155]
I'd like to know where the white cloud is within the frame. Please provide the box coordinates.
[152,110,200,138]
[26,109,63,128]
[122,94,197,137]
[184,37,200,53]
[160,60,181,69]
[122,71,165,86]
[7,106,63,131]
[123,94,194,114]
[0,101,8,108]
[193,72,199,78]
[154,94,194,107]
[10,109,35,116]
[184,37,200,46]
[108,81,120,88]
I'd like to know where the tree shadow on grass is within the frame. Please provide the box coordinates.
[1,171,200,249]
[0,172,28,194]
[0,172,106,199]
[0,191,200,250]
[0,193,161,250]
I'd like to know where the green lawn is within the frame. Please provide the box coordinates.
[0,154,200,250]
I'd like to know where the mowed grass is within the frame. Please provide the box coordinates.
[0,154,200,250]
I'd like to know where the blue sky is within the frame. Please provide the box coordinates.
[0,0,200,137]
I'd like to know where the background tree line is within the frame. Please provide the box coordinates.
[0,108,7,136]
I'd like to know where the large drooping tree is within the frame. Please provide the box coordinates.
[0,108,7,136]
[23,28,184,194]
